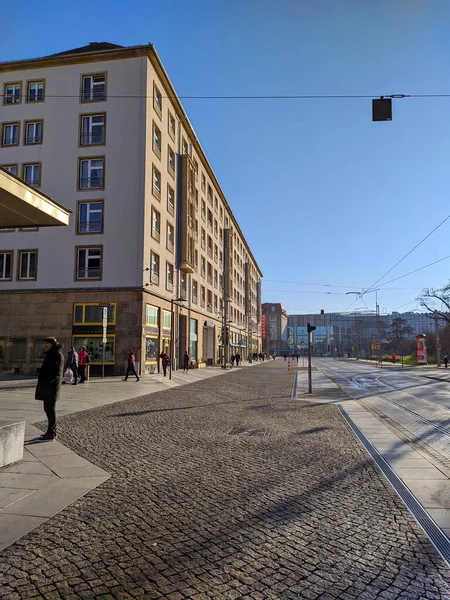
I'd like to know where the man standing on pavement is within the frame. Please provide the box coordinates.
[159,351,170,377]
[67,346,79,385]
[35,337,64,441]
[235,352,241,367]
[77,346,89,383]
[183,351,190,373]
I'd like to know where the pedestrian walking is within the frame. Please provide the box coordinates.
[35,337,64,441]
[444,354,449,369]
[77,346,89,383]
[183,351,190,372]
[230,354,235,367]
[67,346,79,385]
[283,353,287,361]
[235,352,241,366]
[159,351,170,377]
[391,352,396,364]
[123,350,140,381]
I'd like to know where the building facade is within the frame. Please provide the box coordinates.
[0,42,262,375]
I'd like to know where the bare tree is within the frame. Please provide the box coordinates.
[389,316,414,353]
[419,282,450,325]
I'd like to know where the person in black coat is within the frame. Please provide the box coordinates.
[35,337,64,441]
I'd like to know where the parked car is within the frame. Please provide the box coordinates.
[322,352,331,357]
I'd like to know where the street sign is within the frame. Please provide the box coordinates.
[300,341,305,346]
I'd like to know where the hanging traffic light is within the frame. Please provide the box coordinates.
[372,97,392,121]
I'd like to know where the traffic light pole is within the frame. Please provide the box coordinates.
[307,322,315,394]
[308,331,312,393]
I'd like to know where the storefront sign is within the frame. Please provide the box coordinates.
[145,326,159,336]
[162,327,171,337]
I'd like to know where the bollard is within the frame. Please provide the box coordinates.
[288,360,291,372]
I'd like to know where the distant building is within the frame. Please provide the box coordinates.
[262,303,288,354]
[390,311,439,336]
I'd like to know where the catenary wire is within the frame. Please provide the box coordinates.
[4,93,450,100]
[364,214,450,294]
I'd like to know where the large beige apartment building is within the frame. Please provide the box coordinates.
[0,42,262,375]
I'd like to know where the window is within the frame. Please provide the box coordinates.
[207,209,213,230]
[167,222,174,251]
[214,219,218,238]
[151,207,160,241]
[146,305,159,326]
[33,339,47,361]
[166,262,174,291]
[182,136,188,155]
[201,228,206,249]
[151,251,160,284]
[80,114,105,145]
[201,173,206,192]
[192,280,198,303]
[1,122,19,146]
[207,235,213,258]
[79,157,104,189]
[168,111,176,140]
[207,262,213,285]
[201,199,206,221]
[76,246,102,280]
[24,120,43,145]
[207,290,213,312]
[167,185,175,215]
[214,294,218,314]
[152,165,161,200]
[0,252,12,281]
[214,196,218,213]
[0,338,6,361]
[220,206,223,220]
[167,146,175,177]
[81,73,106,102]
[77,200,103,234]
[23,164,41,187]
[163,310,171,328]
[12,338,27,361]
[152,121,161,158]
[207,185,213,205]
[214,269,218,289]
[3,82,21,105]
[153,83,162,117]
[180,273,187,298]
[201,256,206,278]
[200,285,206,307]
[1,164,18,175]
[74,303,115,324]
[27,80,44,102]
[18,250,37,280]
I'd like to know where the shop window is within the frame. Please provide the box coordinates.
[145,337,158,363]
[0,338,6,360]
[33,339,47,361]
[73,303,116,324]
[11,338,27,360]
[73,335,115,364]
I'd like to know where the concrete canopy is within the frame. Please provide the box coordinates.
[0,168,70,228]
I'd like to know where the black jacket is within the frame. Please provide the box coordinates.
[35,343,64,402]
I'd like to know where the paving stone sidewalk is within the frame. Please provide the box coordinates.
[1,361,450,599]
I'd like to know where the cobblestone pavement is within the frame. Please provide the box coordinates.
[1,361,450,599]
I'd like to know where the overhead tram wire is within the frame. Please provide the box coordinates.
[4,92,450,101]
[363,214,450,295]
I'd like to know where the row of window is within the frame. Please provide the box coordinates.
[1,113,106,148]
[2,73,106,105]
[0,247,102,282]
[1,158,105,190]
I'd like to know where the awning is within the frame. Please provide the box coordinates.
[0,168,71,227]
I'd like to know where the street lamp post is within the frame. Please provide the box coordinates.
[170,297,186,380]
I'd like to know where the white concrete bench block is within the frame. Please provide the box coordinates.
[0,421,25,468]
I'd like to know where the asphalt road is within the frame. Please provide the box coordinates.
[1,360,450,599]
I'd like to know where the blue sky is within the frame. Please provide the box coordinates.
[4,0,450,316]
